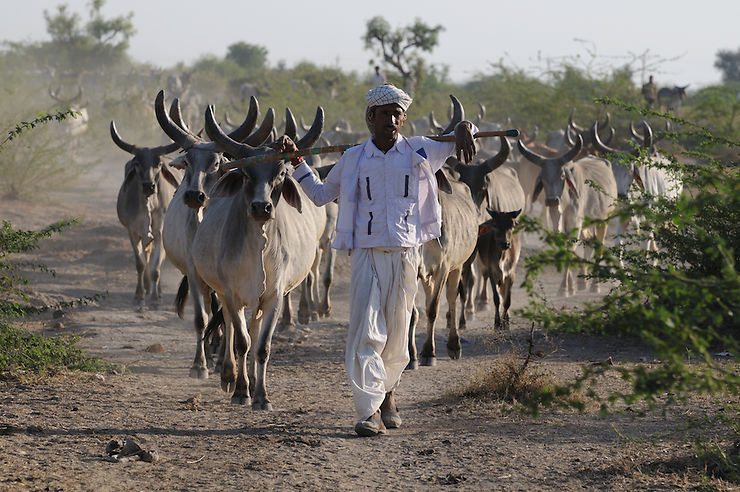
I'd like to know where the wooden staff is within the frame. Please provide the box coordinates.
[224,129,520,169]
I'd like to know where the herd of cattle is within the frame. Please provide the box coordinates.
[111,90,683,409]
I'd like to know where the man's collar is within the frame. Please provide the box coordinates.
[366,135,409,158]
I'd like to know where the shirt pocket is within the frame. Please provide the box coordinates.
[392,166,419,199]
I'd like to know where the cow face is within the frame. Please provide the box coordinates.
[538,162,567,208]
[173,148,227,210]
[454,160,490,208]
[479,209,521,250]
[611,160,636,199]
[211,161,301,223]
[129,150,167,197]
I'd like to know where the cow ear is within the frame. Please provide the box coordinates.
[564,169,579,199]
[478,222,493,236]
[161,166,181,188]
[632,166,645,190]
[168,155,188,170]
[211,169,245,198]
[532,174,543,202]
[122,160,136,185]
[435,169,453,195]
[508,209,522,219]
[281,176,303,213]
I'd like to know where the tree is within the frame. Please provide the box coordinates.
[715,48,740,83]
[42,0,135,72]
[362,16,444,94]
[225,42,268,72]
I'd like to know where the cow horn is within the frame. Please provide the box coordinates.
[602,127,615,146]
[439,94,464,136]
[591,121,627,156]
[110,120,138,154]
[558,134,583,165]
[428,111,443,134]
[243,108,275,147]
[283,107,298,141]
[294,107,324,150]
[640,120,653,151]
[228,96,260,142]
[299,116,311,133]
[223,111,237,128]
[517,139,549,168]
[483,136,511,173]
[204,105,260,158]
[568,108,585,133]
[629,120,644,143]
[155,90,198,149]
[477,102,486,122]
[599,112,610,130]
[565,125,577,147]
[169,98,194,136]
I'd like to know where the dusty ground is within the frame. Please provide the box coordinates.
[0,157,737,491]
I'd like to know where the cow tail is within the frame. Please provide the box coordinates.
[204,308,224,344]
[175,276,189,319]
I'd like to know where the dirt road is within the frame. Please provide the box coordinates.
[0,158,734,491]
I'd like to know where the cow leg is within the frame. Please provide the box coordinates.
[128,235,147,308]
[589,223,609,293]
[188,274,210,379]
[420,272,446,366]
[476,260,490,310]
[251,295,281,410]
[501,274,514,329]
[279,293,296,330]
[445,268,462,360]
[297,273,313,324]
[493,275,503,329]
[406,306,419,370]
[219,297,240,394]
[231,306,251,406]
[320,247,335,317]
[147,235,166,307]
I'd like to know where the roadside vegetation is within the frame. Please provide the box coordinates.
[0,0,738,483]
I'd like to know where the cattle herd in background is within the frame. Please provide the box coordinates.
[110,89,683,409]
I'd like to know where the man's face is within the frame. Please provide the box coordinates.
[371,103,405,141]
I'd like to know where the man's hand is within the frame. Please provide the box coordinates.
[271,135,298,153]
[455,121,476,164]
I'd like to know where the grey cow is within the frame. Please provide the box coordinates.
[518,135,617,296]
[111,120,181,308]
[157,89,275,379]
[191,104,325,410]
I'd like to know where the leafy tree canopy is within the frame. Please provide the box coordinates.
[225,42,268,72]
[362,16,444,93]
[715,47,740,83]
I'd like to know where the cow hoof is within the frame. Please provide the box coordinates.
[447,347,461,360]
[558,289,572,298]
[311,313,319,322]
[252,400,273,411]
[319,306,331,317]
[419,356,436,367]
[189,366,208,379]
[221,380,235,393]
[231,395,251,406]
[406,360,418,370]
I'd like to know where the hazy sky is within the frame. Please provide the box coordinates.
[2,0,738,89]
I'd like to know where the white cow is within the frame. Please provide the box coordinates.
[191,105,325,409]
[518,135,618,296]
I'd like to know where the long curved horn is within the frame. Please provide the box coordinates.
[169,98,193,135]
[110,121,138,154]
[558,133,583,165]
[294,107,324,150]
[598,112,610,130]
[640,120,653,151]
[483,136,511,173]
[440,94,464,135]
[204,105,260,158]
[223,111,237,128]
[602,127,615,146]
[517,139,549,168]
[565,125,577,146]
[155,90,198,149]
[243,108,275,147]
[478,102,486,121]
[299,116,311,132]
[629,120,644,143]
[428,111,444,134]
[228,96,260,142]
[591,121,628,156]
[568,108,585,133]
[283,107,298,141]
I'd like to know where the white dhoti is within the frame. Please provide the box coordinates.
[346,246,420,423]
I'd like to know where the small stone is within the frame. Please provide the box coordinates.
[145,343,166,354]
[93,373,106,383]
[53,321,64,330]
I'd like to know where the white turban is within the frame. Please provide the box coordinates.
[365,84,413,111]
